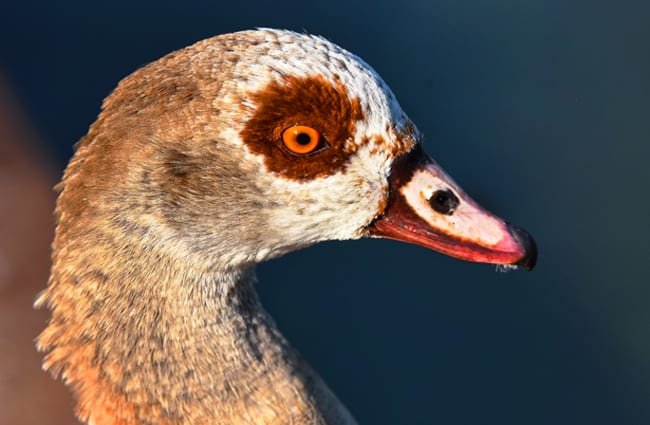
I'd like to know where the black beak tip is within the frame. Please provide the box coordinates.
[506,223,538,271]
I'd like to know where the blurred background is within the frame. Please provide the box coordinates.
[1,0,649,424]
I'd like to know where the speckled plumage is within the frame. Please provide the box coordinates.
[36,28,535,425]
[36,29,416,425]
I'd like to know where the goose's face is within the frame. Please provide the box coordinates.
[85,29,535,269]
[219,32,418,261]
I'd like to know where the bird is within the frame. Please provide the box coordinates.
[35,28,536,425]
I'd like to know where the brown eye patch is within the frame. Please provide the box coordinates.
[239,74,365,181]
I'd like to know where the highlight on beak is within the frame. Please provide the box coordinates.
[367,145,537,270]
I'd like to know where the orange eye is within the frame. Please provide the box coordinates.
[281,125,322,155]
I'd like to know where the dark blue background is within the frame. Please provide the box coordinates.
[3,0,649,423]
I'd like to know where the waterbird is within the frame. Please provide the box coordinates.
[36,28,536,425]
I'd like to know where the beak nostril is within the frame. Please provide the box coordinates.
[429,189,459,215]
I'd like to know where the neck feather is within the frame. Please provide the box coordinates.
[37,233,356,425]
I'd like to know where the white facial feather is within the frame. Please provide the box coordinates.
[217,29,417,255]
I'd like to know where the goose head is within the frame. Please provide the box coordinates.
[37,29,536,425]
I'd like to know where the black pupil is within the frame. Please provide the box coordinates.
[296,133,311,145]
[429,190,459,215]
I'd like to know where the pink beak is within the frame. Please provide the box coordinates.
[367,146,537,270]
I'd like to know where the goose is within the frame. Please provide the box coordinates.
[36,28,536,425]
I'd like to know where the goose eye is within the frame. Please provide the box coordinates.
[281,125,323,155]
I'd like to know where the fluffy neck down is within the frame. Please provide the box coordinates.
[36,232,356,425]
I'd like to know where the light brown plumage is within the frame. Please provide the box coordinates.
[36,28,535,425]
